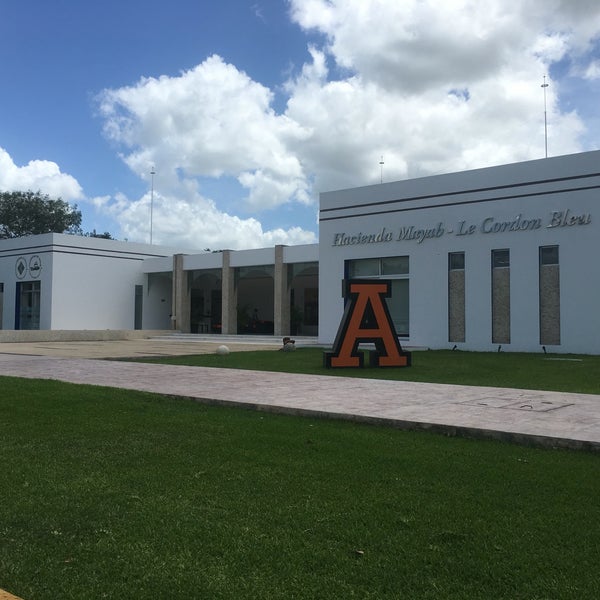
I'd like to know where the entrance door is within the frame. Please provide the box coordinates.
[15,281,41,330]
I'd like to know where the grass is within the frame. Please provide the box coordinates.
[1,376,599,599]
[132,347,600,394]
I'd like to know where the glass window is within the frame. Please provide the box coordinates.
[381,256,409,275]
[345,257,409,337]
[348,258,380,277]
[348,256,409,277]
[449,252,465,271]
[492,249,510,268]
[540,246,559,265]
[388,279,409,336]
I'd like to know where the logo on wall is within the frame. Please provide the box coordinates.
[323,279,412,368]
[29,255,42,278]
[15,257,27,279]
[15,255,42,279]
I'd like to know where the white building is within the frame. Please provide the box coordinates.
[0,234,184,332]
[0,149,598,353]
[319,150,599,353]
[0,233,319,338]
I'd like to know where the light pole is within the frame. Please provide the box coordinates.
[150,167,156,244]
[379,155,384,184]
[541,75,549,158]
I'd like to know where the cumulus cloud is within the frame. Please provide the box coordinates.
[98,55,311,205]
[95,55,318,247]
[97,181,316,250]
[91,0,600,246]
[0,147,83,201]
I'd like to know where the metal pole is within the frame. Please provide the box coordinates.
[379,156,384,184]
[541,76,549,158]
[150,167,155,244]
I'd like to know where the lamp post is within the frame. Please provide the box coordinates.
[541,76,549,158]
[379,156,384,184]
[150,167,156,244]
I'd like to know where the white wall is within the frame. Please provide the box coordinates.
[0,234,183,331]
[319,150,600,354]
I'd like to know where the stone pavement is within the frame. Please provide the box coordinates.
[0,336,599,451]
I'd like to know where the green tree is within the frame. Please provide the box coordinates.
[84,229,114,240]
[0,190,82,238]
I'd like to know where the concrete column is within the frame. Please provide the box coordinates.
[221,250,237,334]
[171,254,191,332]
[273,245,290,337]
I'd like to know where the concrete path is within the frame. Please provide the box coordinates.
[0,338,599,451]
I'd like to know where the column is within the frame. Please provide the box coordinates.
[221,250,237,334]
[171,254,191,332]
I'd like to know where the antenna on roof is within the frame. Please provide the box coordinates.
[150,166,156,244]
[379,155,384,184]
[541,75,549,158]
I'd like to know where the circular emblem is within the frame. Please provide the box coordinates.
[29,255,42,278]
[15,256,27,279]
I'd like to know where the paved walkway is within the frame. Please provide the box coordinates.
[0,338,599,451]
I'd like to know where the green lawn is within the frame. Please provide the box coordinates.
[1,376,599,599]
[133,347,600,394]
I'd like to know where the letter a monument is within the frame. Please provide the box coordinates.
[324,279,412,368]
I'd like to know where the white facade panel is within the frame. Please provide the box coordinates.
[183,252,224,270]
[229,247,275,267]
[319,151,600,353]
[283,244,319,263]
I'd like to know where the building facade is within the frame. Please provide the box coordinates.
[319,150,599,353]
[0,150,598,353]
[0,234,181,331]
[0,233,319,338]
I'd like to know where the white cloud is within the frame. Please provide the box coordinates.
[580,60,600,80]
[0,147,83,201]
[96,54,318,247]
[97,181,316,250]
[283,0,597,189]
[98,55,310,206]
[91,0,600,247]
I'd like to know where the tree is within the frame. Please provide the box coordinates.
[0,190,82,239]
[84,229,114,240]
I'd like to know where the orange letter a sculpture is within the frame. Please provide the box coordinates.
[324,279,411,368]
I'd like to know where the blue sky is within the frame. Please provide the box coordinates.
[1,1,600,250]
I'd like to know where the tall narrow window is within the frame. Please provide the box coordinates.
[539,246,560,345]
[134,285,143,330]
[448,252,465,342]
[491,249,510,344]
[346,256,409,336]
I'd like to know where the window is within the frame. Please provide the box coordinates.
[449,252,465,271]
[539,246,560,345]
[448,253,465,342]
[381,256,409,276]
[491,249,510,344]
[540,245,559,265]
[346,256,409,336]
[492,249,510,268]
[347,256,409,277]
[347,258,380,277]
